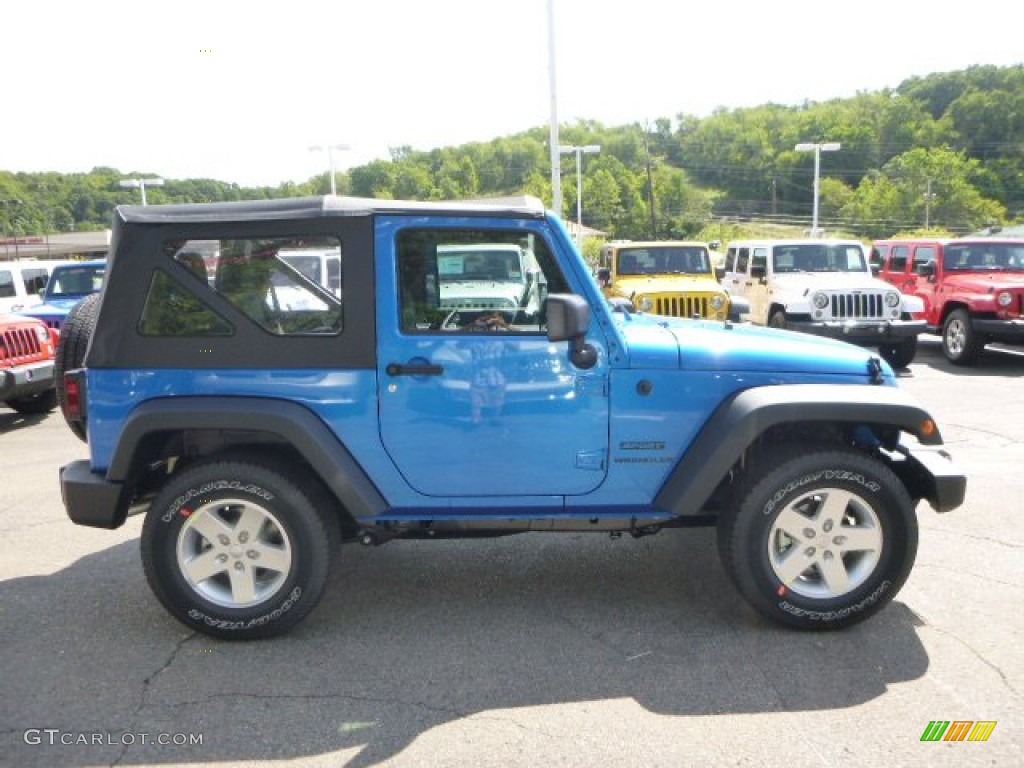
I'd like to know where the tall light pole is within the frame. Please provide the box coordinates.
[120,177,164,205]
[309,143,351,196]
[559,144,600,248]
[547,0,562,216]
[794,142,840,236]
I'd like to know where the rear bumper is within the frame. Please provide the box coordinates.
[60,459,131,529]
[0,360,55,401]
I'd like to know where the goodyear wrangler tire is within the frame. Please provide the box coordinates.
[717,446,917,630]
[141,458,339,640]
[55,293,100,442]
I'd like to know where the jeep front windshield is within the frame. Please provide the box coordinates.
[617,247,711,275]
[943,243,1024,271]
[771,244,867,273]
[48,265,106,297]
[437,247,524,283]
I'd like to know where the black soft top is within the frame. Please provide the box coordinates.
[117,195,548,225]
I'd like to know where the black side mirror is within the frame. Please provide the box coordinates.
[596,267,611,287]
[751,264,766,279]
[916,260,935,277]
[546,294,598,369]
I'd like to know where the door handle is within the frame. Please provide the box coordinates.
[386,362,444,377]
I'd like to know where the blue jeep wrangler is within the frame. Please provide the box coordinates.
[58,196,965,639]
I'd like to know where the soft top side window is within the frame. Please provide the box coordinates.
[141,236,344,337]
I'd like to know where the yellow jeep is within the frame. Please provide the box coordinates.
[597,241,737,320]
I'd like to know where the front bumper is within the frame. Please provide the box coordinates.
[0,360,55,401]
[784,318,925,344]
[972,317,1024,344]
[901,445,966,513]
[60,460,131,529]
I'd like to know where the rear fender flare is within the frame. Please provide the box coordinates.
[108,396,387,520]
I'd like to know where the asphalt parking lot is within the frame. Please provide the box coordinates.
[2,338,1022,768]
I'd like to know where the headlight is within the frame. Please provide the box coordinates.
[710,295,725,310]
[34,326,49,343]
[812,292,829,310]
[637,297,653,312]
[996,291,1013,307]
[885,292,900,308]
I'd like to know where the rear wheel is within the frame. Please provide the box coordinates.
[942,308,984,365]
[717,446,917,630]
[141,457,340,640]
[55,293,100,441]
[768,310,787,329]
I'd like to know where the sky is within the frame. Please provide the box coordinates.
[3,0,1022,189]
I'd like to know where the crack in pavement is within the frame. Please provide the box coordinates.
[915,562,1024,588]
[111,631,195,767]
[927,625,1021,699]
[918,525,1023,549]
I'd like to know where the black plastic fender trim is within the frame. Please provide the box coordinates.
[107,396,387,520]
[654,383,945,517]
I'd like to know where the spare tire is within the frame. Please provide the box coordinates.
[55,293,100,442]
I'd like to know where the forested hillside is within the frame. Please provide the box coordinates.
[2,64,1021,242]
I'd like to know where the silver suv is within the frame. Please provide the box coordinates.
[722,239,926,368]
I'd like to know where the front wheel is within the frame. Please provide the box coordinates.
[6,389,57,414]
[717,447,917,630]
[141,458,339,640]
[942,308,984,365]
[879,337,917,369]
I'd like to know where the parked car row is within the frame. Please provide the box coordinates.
[600,235,1023,369]
[1,258,106,416]
[0,258,74,313]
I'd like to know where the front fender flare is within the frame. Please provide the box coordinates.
[654,384,943,517]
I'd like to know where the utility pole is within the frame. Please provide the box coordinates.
[642,126,657,239]
[924,178,936,228]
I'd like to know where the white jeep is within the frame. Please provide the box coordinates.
[436,242,542,324]
[722,239,925,368]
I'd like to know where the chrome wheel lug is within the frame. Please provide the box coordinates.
[218,534,230,546]
[216,553,228,564]
[247,549,259,560]
[238,531,249,544]
[803,528,816,539]
[805,547,816,557]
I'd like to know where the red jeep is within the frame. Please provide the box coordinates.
[1,313,58,414]
[872,238,1024,364]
